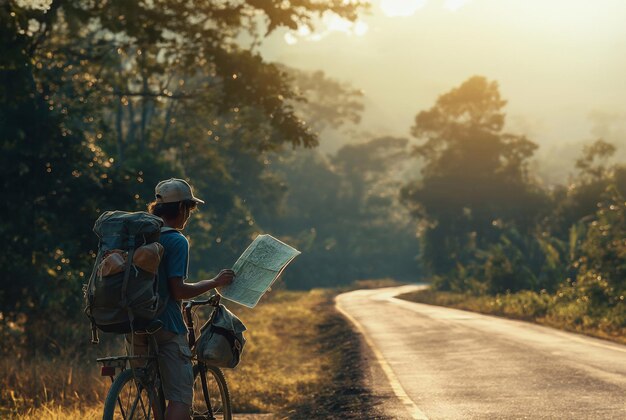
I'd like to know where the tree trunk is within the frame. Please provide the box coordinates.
[115,97,125,165]
[140,73,149,153]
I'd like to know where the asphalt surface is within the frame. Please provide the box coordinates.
[336,285,626,420]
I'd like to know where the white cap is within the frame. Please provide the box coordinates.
[155,178,205,204]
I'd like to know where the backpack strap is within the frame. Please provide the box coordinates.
[120,239,136,308]
[85,246,104,344]
[151,226,178,316]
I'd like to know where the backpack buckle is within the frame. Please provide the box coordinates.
[91,323,100,344]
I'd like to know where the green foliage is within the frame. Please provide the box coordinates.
[402,76,549,276]
[0,4,143,328]
[2,0,624,364]
[263,138,421,288]
[402,76,624,339]
[556,189,626,325]
[284,67,364,133]
[479,229,566,294]
[575,139,617,181]
[0,0,369,354]
[550,140,626,238]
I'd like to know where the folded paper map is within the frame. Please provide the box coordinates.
[219,234,301,308]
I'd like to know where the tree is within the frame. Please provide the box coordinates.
[575,139,617,181]
[0,3,144,350]
[402,76,548,277]
[50,1,368,279]
[285,67,364,133]
[0,0,367,350]
[24,0,367,159]
[551,139,626,238]
[266,137,420,289]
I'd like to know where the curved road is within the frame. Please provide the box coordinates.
[336,285,626,419]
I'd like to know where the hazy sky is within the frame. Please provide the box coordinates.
[260,0,626,174]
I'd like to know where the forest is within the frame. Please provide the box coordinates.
[1,0,624,413]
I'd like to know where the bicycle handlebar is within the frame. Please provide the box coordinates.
[183,294,221,348]
[183,293,221,311]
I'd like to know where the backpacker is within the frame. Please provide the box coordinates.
[84,211,165,343]
[195,304,247,368]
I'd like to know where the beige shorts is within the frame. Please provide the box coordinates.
[126,330,194,406]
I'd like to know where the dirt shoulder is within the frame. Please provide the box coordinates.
[285,280,412,418]
[285,292,391,419]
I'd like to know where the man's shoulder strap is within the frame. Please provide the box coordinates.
[160,227,179,235]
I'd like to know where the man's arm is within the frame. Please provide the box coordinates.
[167,269,235,300]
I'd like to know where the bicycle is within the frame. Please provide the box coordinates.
[97,294,232,419]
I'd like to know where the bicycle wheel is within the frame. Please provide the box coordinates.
[103,369,160,420]
[191,363,232,420]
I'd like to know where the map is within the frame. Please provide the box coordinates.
[219,234,301,308]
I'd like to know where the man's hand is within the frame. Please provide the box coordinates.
[168,270,235,300]
[214,269,235,287]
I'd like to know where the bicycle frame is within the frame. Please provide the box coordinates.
[184,294,223,419]
[98,294,228,420]
[98,334,166,418]
[195,361,216,418]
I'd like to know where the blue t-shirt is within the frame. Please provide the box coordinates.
[157,229,189,334]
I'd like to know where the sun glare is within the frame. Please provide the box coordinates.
[380,0,471,16]
[380,0,427,17]
[282,0,473,45]
[353,21,369,37]
[283,14,369,45]
[444,0,471,12]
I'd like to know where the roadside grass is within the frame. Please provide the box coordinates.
[0,338,116,419]
[398,288,626,345]
[1,287,378,418]
[223,289,337,414]
[341,278,407,291]
[10,405,101,420]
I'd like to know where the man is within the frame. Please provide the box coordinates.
[131,178,234,420]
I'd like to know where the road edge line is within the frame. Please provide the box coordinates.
[335,298,429,420]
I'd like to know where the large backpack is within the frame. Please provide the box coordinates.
[84,211,165,343]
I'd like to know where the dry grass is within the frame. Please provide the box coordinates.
[10,404,101,420]
[1,289,353,418]
[223,289,336,413]
[0,330,120,419]
[398,289,626,345]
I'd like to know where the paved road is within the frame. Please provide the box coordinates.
[336,285,626,420]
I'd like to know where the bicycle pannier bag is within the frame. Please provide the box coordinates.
[196,304,247,368]
[84,211,165,342]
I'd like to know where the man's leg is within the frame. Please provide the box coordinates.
[166,401,190,420]
[155,331,194,420]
